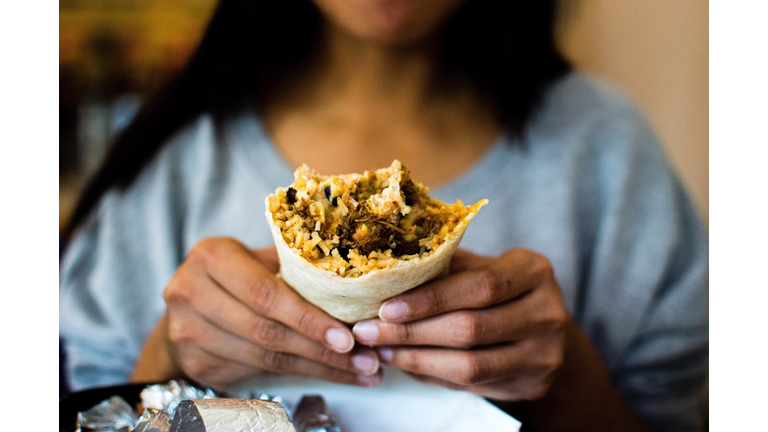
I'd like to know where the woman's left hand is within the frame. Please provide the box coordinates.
[351,248,568,401]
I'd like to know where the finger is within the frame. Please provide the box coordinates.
[173,342,263,391]
[405,372,547,401]
[251,246,280,274]
[178,293,382,376]
[171,307,382,383]
[376,344,537,387]
[179,340,383,390]
[379,249,542,323]
[355,297,551,348]
[356,280,566,347]
[189,238,355,353]
[173,266,367,372]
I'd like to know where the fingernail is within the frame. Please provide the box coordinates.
[352,353,379,375]
[379,300,408,321]
[358,372,382,387]
[378,347,393,362]
[325,328,354,353]
[352,321,379,343]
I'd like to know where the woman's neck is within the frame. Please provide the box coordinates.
[259,20,501,186]
[315,22,444,116]
[284,20,454,125]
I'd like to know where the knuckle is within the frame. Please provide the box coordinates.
[163,274,192,306]
[425,284,445,315]
[396,322,415,343]
[531,253,555,283]
[457,356,488,385]
[262,350,293,372]
[254,320,285,348]
[187,238,217,263]
[167,317,195,346]
[292,305,316,335]
[547,308,568,335]
[163,281,181,305]
[397,349,420,371]
[537,303,568,338]
[317,346,338,365]
[476,269,501,304]
[455,313,483,348]
[187,237,238,267]
[246,278,279,311]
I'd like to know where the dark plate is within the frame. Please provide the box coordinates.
[59,381,157,432]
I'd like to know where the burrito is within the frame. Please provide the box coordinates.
[265,160,487,323]
[169,399,296,432]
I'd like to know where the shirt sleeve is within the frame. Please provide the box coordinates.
[59,115,220,391]
[59,153,188,391]
[573,97,708,431]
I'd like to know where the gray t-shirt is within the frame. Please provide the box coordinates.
[60,73,708,431]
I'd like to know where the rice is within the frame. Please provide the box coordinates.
[267,160,475,278]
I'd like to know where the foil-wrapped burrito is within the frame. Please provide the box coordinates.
[169,399,296,432]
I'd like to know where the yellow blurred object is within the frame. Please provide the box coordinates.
[59,1,217,233]
[59,0,216,95]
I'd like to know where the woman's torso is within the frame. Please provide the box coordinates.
[60,72,709,429]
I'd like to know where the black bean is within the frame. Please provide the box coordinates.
[324,185,332,201]
[337,246,350,261]
[324,185,338,206]
[286,187,297,204]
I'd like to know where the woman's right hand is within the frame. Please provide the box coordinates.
[131,237,382,390]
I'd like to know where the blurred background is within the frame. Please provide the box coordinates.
[59,0,709,233]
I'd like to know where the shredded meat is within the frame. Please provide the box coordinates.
[346,201,402,255]
[422,213,454,237]
[292,165,446,257]
[393,237,420,256]
[398,169,421,207]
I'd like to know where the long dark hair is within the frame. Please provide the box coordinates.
[62,0,569,244]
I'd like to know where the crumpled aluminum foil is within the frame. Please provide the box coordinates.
[75,395,139,431]
[140,380,217,416]
[132,408,171,432]
[73,380,341,432]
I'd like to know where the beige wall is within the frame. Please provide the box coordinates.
[557,0,709,225]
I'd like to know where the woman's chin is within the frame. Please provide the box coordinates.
[313,0,467,47]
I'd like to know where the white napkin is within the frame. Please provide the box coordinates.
[229,366,521,432]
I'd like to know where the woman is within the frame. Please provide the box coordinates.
[60,1,708,430]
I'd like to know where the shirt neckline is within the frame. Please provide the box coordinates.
[231,109,515,198]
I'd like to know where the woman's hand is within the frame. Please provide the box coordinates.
[132,237,382,390]
[351,248,567,401]
[351,248,653,431]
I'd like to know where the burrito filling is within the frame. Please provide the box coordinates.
[267,160,484,278]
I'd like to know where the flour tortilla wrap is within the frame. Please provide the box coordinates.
[265,161,487,323]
